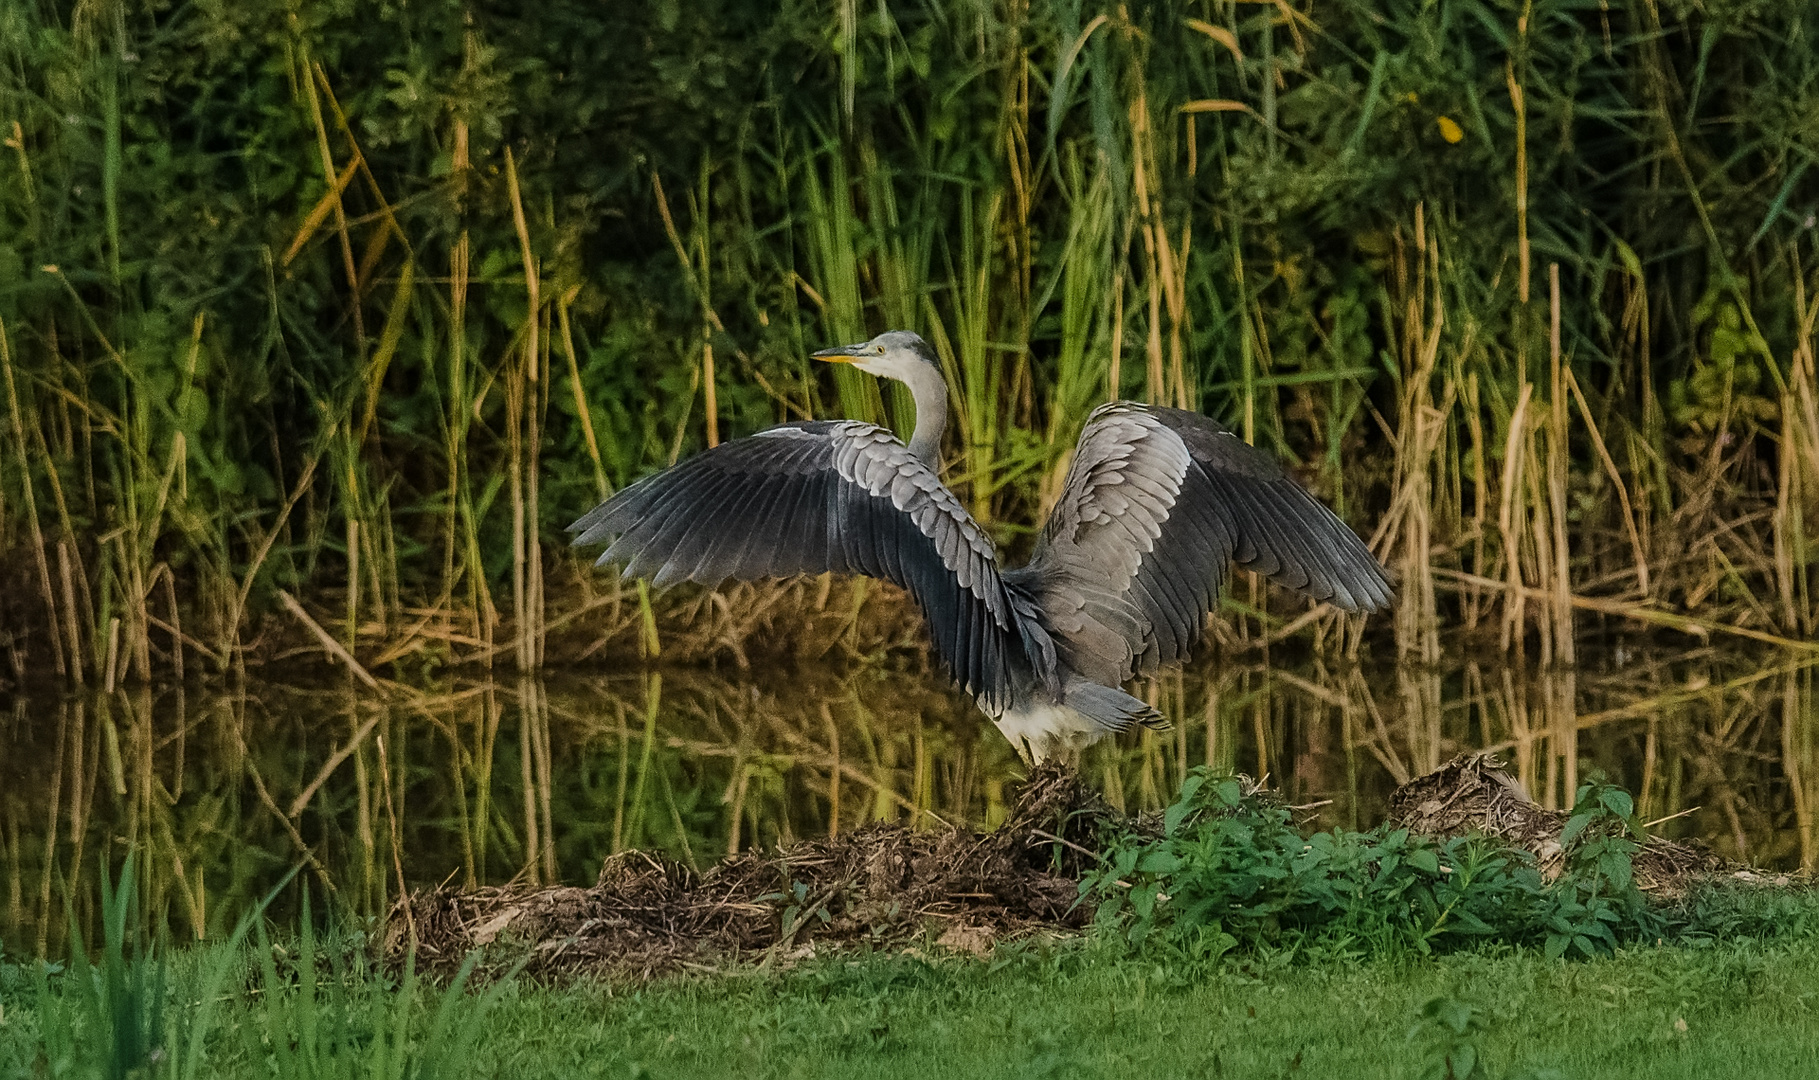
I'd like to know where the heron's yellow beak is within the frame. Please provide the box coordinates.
[811,344,864,364]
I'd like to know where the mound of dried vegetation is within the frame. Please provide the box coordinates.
[388,756,1804,980]
[1385,753,1736,895]
[388,766,1110,980]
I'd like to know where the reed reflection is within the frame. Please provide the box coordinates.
[2,648,1816,953]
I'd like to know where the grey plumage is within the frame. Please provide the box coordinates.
[1007,402,1393,688]
[570,331,1392,763]
[569,420,1029,714]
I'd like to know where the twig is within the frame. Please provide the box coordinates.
[145,614,223,664]
[1431,567,1819,653]
[288,710,384,817]
[234,724,337,897]
[1643,806,1701,830]
[378,734,417,951]
[1027,828,1104,864]
[224,452,319,663]
[278,589,383,690]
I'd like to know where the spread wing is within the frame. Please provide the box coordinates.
[568,421,1027,712]
[1008,403,1392,686]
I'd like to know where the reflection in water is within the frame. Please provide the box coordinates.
[2,650,1815,953]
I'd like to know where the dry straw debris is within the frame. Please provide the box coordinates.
[387,765,1109,980]
[1386,752,1729,894]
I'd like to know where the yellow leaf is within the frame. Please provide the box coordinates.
[1437,116,1464,143]
[1181,100,1250,115]
[1184,19,1245,63]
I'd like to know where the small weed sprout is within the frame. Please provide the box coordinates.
[1407,995,1489,1080]
[1408,994,1572,1080]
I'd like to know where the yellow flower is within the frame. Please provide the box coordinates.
[1436,116,1464,143]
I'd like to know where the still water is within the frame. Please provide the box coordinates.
[3,646,1817,955]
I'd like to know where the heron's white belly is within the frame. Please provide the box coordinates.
[993,703,1110,763]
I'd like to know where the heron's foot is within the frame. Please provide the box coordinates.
[1013,739,1036,769]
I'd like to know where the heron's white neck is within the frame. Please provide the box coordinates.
[899,361,949,472]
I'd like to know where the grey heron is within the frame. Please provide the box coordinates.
[569,330,1392,763]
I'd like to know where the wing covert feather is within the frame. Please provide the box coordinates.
[569,421,1024,710]
[1014,403,1391,685]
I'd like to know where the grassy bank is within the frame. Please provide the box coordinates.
[245,941,1819,1079]
[2,1,1817,686]
[7,771,1819,1078]
[8,932,1819,1079]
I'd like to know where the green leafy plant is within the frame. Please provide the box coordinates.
[1408,995,1490,1080]
[1539,777,1659,960]
[1081,767,1709,962]
[1407,994,1570,1080]
[1082,768,1554,959]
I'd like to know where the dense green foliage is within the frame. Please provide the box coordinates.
[1076,770,1666,952]
[2,0,1818,679]
[1084,769,1819,962]
[1076,763,1819,960]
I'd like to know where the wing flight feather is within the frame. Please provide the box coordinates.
[1012,403,1391,685]
[569,421,1025,711]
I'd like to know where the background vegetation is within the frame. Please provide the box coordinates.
[3,0,1818,687]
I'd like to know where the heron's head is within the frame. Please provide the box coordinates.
[811,330,941,383]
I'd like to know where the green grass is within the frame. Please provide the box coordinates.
[456,941,1819,1080]
[10,934,1819,1079]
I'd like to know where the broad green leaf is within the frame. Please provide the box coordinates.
[1560,814,1590,847]
[1448,1045,1478,1078]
